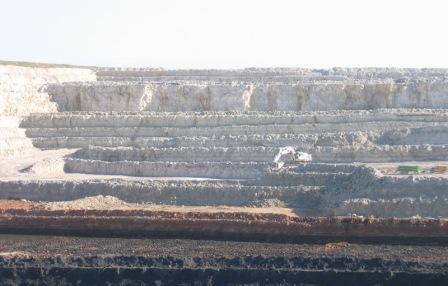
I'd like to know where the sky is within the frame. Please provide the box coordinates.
[1,0,448,69]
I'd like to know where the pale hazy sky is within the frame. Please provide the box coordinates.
[1,0,447,68]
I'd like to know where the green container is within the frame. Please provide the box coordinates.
[397,165,424,174]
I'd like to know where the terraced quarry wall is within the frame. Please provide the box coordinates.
[2,67,448,216]
[2,65,448,284]
[2,66,448,215]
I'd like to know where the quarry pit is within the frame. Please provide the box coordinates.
[1,63,448,284]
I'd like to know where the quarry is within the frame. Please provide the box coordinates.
[1,63,448,284]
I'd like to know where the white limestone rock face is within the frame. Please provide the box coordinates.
[0,65,96,116]
[147,84,254,112]
[48,80,448,112]
[0,65,96,158]
[48,84,148,112]
[48,83,255,112]
[0,116,35,158]
[252,81,448,111]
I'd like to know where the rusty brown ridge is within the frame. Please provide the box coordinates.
[0,200,447,241]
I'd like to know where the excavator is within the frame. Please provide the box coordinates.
[272,146,312,169]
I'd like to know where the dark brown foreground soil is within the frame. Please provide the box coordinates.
[0,235,447,285]
[0,200,447,284]
[1,199,448,244]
